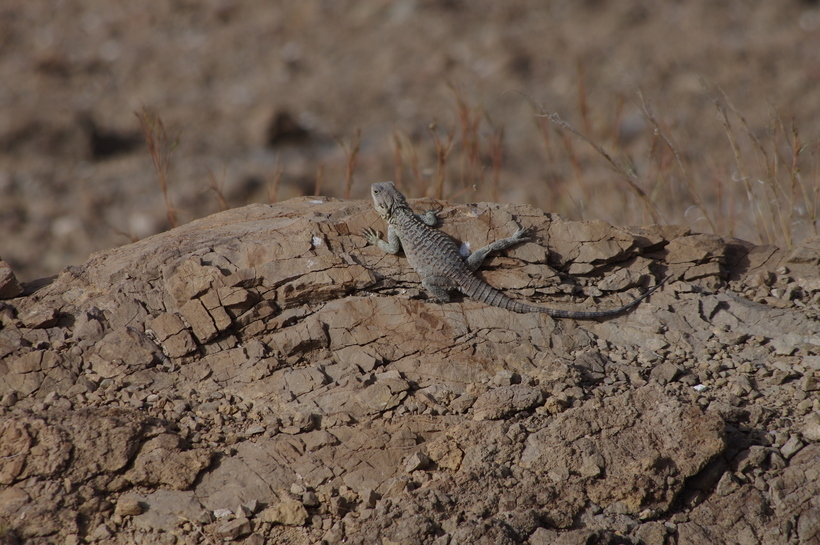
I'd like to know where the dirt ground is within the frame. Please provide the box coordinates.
[2,0,820,281]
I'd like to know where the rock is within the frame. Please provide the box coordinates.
[802,412,820,442]
[259,499,309,526]
[0,486,30,517]
[216,517,252,540]
[798,508,820,545]
[405,452,432,472]
[132,490,205,532]
[780,435,804,459]
[302,491,320,507]
[147,312,197,357]
[472,385,545,421]
[0,261,22,299]
[88,523,113,542]
[114,496,143,516]
[649,361,680,385]
[3,195,820,544]
[213,508,233,519]
[126,433,212,490]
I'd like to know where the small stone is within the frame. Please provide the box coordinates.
[213,508,233,519]
[405,452,431,472]
[243,499,260,514]
[798,508,820,545]
[0,261,22,300]
[114,496,144,516]
[800,373,819,392]
[492,370,520,387]
[301,491,320,507]
[196,510,214,524]
[290,482,307,495]
[235,503,252,518]
[449,393,476,414]
[216,517,252,540]
[780,435,805,459]
[259,499,309,526]
[801,412,820,442]
[649,362,680,385]
[89,523,113,542]
[245,424,265,436]
[770,333,803,356]
[360,489,378,509]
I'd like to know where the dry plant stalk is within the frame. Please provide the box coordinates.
[392,128,404,191]
[342,128,361,200]
[206,165,229,212]
[450,82,483,190]
[393,129,423,195]
[135,106,179,229]
[707,81,820,247]
[266,154,284,204]
[538,108,663,224]
[314,162,325,197]
[427,120,456,199]
[489,126,504,203]
[577,61,592,137]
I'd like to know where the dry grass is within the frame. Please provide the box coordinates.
[135,106,179,229]
[135,83,818,250]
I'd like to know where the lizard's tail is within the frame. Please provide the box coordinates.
[458,273,667,319]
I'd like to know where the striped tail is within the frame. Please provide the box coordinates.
[457,273,666,319]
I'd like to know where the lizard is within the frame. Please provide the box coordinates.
[362,181,665,318]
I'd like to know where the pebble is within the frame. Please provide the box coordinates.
[405,452,431,472]
[213,508,233,519]
[114,497,143,516]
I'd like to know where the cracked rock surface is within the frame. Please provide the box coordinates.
[1,197,820,544]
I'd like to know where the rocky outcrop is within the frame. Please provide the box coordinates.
[1,196,819,544]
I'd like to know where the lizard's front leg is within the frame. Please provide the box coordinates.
[363,225,403,254]
[465,225,534,271]
[416,209,439,227]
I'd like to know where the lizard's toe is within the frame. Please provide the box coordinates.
[362,227,381,245]
[513,226,535,242]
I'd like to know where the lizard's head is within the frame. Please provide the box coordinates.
[370,181,405,218]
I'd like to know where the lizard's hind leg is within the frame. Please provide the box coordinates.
[465,227,533,271]
[422,276,457,302]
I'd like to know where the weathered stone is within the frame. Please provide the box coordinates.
[132,490,205,532]
[216,517,252,540]
[97,329,156,368]
[405,452,431,472]
[148,312,198,357]
[126,433,212,490]
[472,385,545,421]
[649,361,680,385]
[259,499,309,526]
[114,495,144,516]
[0,261,22,299]
[180,298,219,343]
[802,412,820,442]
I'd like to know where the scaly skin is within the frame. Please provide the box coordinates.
[363,181,664,318]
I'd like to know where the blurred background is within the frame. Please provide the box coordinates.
[2,0,820,282]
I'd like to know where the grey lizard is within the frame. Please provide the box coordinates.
[362,181,664,318]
